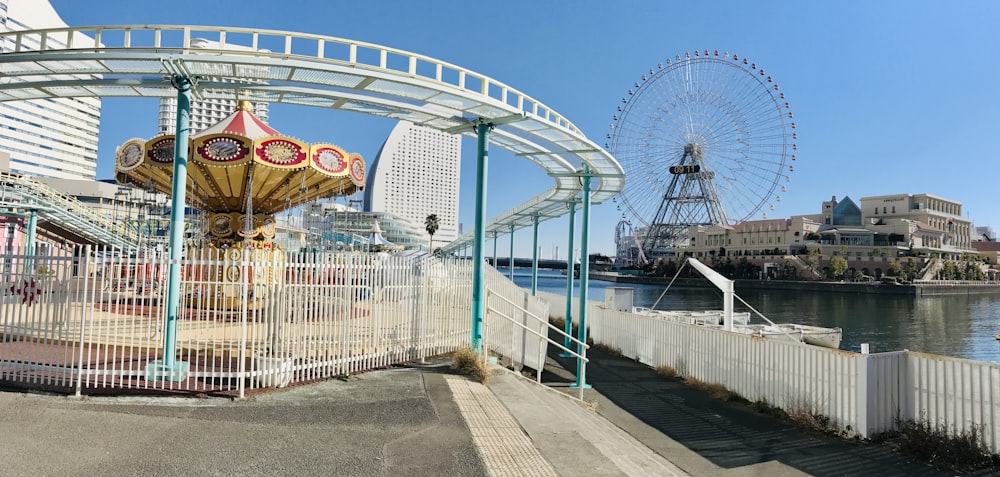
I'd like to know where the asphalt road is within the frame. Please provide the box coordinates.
[0,364,485,477]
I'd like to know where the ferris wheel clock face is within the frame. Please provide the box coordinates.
[609,50,796,252]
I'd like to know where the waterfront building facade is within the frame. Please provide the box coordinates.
[859,193,973,251]
[157,38,269,135]
[683,192,978,266]
[363,121,462,249]
[0,0,101,180]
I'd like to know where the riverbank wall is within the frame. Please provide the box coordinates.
[589,271,1000,296]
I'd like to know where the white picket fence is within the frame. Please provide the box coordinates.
[538,290,1000,453]
[0,246,547,398]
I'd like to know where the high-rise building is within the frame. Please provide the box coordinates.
[157,38,269,135]
[364,121,462,249]
[0,0,101,180]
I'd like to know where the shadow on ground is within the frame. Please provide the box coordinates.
[542,341,992,477]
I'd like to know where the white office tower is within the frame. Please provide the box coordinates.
[157,38,269,135]
[364,121,462,248]
[0,0,101,180]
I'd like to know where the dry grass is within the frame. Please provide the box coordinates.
[685,377,742,401]
[873,418,1000,473]
[654,365,680,378]
[452,348,491,384]
[786,398,831,431]
[590,342,623,357]
[549,317,566,330]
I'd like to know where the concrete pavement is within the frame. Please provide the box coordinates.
[0,349,984,476]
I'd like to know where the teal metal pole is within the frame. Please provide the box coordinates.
[574,167,593,390]
[530,214,539,296]
[148,75,191,380]
[25,210,36,274]
[25,210,36,256]
[508,223,515,281]
[470,121,489,354]
[493,231,498,269]
[561,199,576,356]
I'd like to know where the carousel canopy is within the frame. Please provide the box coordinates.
[114,101,366,216]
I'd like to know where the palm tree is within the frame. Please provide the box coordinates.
[424,214,440,252]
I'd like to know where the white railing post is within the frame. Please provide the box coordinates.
[855,347,870,437]
[74,245,92,396]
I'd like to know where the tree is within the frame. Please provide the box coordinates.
[888,259,902,277]
[806,248,821,271]
[830,256,848,279]
[424,214,440,252]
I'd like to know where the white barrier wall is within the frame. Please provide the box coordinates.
[904,352,1000,449]
[539,291,1000,452]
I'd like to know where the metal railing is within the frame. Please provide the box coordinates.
[486,289,588,399]
[0,246,480,397]
[0,172,141,249]
[0,246,566,399]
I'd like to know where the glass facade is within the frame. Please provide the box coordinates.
[832,198,861,226]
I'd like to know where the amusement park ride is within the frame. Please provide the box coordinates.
[114,100,367,309]
[609,50,797,265]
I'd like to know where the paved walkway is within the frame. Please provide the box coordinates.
[533,347,983,477]
[0,349,988,476]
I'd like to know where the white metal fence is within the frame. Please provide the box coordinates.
[0,246,547,398]
[538,290,1000,452]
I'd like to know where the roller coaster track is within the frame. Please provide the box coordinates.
[0,171,140,249]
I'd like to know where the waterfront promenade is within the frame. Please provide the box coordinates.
[1,346,983,477]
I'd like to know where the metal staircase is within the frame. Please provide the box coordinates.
[0,172,141,250]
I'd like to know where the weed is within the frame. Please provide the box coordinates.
[684,377,745,402]
[451,347,491,384]
[654,365,680,379]
[750,399,788,419]
[786,398,832,431]
[884,418,1000,473]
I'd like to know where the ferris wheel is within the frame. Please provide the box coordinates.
[607,50,796,259]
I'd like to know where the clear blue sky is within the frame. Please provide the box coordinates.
[49,0,1000,258]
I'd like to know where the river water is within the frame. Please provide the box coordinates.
[508,269,1000,362]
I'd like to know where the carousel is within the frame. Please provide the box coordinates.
[114,100,366,308]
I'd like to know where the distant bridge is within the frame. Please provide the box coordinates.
[486,257,570,270]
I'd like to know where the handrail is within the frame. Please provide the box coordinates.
[486,289,589,400]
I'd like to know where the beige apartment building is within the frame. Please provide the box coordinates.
[682,193,977,265]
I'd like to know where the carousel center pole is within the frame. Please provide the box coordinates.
[145,74,192,381]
